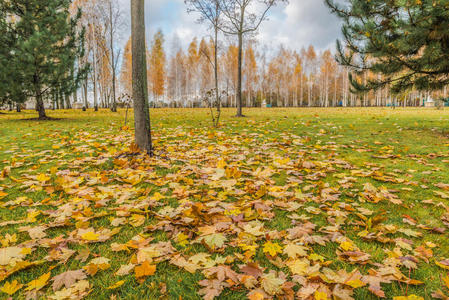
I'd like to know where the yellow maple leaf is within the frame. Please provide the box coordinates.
[150,192,165,201]
[288,259,309,276]
[84,264,99,276]
[340,241,355,251]
[203,233,227,249]
[129,214,145,227]
[50,167,58,175]
[26,211,40,223]
[36,173,50,182]
[176,232,189,247]
[135,261,156,278]
[21,247,32,255]
[436,260,449,270]
[1,280,23,295]
[81,232,100,241]
[217,159,227,169]
[309,253,325,262]
[25,272,50,291]
[254,185,266,199]
[314,291,328,300]
[346,279,366,288]
[107,280,125,290]
[393,295,424,300]
[283,244,308,258]
[1,233,17,247]
[263,241,283,257]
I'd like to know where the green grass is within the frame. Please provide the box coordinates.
[0,107,449,299]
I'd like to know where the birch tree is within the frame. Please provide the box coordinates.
[217,0,288,116]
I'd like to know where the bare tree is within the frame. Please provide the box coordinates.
[217,0,287,117]
[185,0,223,126]
[97,0,124,112]
[131,0,152,155]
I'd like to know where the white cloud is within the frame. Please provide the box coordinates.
[258,0,342,52]
[115,0,342,54]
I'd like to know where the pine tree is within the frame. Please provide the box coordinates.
[0,0,88,119]
[326,0,449,94]
[0,12,26,108]
[0,8,12,106]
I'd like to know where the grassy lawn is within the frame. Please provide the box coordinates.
[1,107,449,300]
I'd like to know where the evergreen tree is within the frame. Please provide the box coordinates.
[0,0,88,119]
[325,0,449,93]
[0,7,6,107]
[0,7,21,107]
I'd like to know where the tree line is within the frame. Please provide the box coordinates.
[1,0,448,123]
[121,34,449,109]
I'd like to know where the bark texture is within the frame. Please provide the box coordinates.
[131,0,152,155]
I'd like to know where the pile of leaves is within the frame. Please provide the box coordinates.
[1,109,449,299]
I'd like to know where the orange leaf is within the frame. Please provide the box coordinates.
[135,261,156,278]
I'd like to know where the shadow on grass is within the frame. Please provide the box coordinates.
[19,116,64,121]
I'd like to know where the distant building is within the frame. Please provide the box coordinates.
[424,97,435,107]
[24,99,52,110]
[72,102,84,109]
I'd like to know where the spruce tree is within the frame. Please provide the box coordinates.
[325,0,449,93]
[0,0,88,119]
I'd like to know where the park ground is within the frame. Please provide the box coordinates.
[1,108,449,300]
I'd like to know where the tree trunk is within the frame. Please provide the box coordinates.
[16,103,21,112]
[236,31,243,117]
[54,90,58,110]
[36,94,47,120]
[110,1,117,113]
[83,79,88,109]
[74,85,78,107]
[60,92,65,109]
[66,94,71,109]
[93,41,99,111]
[131,0,152,155]
[214,24,220,125]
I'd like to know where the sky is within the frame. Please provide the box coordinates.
[116,0,342,55]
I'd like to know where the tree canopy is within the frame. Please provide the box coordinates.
[0,0,87,118]
[325,0,449,94]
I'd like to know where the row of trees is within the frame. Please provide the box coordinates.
[123,0,448,111]
[71,0,125,112]
[119,34,448,109]
[49,0,288,119]
[1,0,448,122]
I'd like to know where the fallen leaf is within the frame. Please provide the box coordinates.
[25,272,51,291]
[52,269,86,291]
[135,261,156,278]
[1,280,23,295]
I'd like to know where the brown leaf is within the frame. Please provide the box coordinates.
[52,269,86,291]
